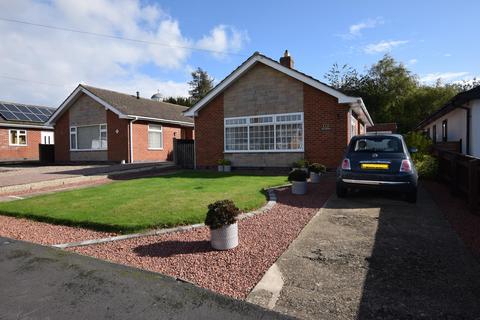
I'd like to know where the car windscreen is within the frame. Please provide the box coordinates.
[351,136,404,153]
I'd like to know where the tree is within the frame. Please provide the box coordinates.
[163,96,192,107]
[188,67,214,103]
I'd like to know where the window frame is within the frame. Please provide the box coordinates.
[442,119,448,142]
[69,123,108,151]
[148,124,164,150]
[8,129,27,146]
[432,125,437,143]
[224,112,304,153]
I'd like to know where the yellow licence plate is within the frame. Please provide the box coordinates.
[361,163,389,170]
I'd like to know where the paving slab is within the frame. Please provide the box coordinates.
[248,187,480,319]
[0,237,292,320]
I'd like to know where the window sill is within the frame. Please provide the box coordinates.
[70,149,108,152]
[148,148,164,151]
[224,149,304,153]
[9,144,28,147]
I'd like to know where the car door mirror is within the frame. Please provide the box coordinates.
[409,147,418,153]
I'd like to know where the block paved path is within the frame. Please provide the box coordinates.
[0,237,292,320]
[248,186,480,319]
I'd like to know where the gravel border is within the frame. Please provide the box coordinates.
[70,178,335,299]
[53,188,280,249]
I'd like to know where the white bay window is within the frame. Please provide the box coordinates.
[70,124,107,151]
[224,112,303,152]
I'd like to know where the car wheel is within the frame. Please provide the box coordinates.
[406,188,417,203]
[336,183,347,198]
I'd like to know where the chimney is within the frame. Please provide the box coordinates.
[136,91,140,99]
[279,50,294,68]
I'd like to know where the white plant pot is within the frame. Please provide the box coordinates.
[291,181,307,195]
[218,165,224,172]
[310,172,321,183]
[210,222,238,250]
[223,165,231,172]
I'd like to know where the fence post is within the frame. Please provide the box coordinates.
[468,159,479,211]
[450,154,458,195]
[173,138,178,165]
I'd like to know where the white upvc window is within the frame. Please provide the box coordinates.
[70,124,107,151]
[148,124,163,150]
[9,129,27,146]
[224,112,304,152]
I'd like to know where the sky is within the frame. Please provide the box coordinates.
[0,0,479,108]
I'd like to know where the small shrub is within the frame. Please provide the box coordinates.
[414,154,439,179]
[292,159,309,168]
[309,163,326,174]
[204,199,240,230]
[217,159,231,165]
[404,131,432,159]
[288,169,308,182]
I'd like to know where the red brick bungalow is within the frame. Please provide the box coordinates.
[48,85,193,163]
[0,101,54,161]
[184,51,373,169]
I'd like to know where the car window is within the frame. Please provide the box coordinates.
[351,137,404,153]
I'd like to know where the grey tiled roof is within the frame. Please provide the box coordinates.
[81,85,193,124]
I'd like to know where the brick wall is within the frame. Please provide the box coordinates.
[54,110,70,162]
[195,94,224,168]
[107,110,129,162]
[0,127,43,161]
[131,120,184,162]
[301,84,349,169]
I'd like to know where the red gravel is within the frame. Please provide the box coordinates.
[423,180,480,258]
[70,178,335,299]
[0,215,117,246]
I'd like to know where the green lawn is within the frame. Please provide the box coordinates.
[0,171,286,233]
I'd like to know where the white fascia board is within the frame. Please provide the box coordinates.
[47,85,126,125]
[125,115,194,127]
[350,99,374,126]
[0,123,54,129]
[184,54,363,117]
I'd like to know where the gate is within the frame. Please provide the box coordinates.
[39,144,55,163]
[173,139,194,168]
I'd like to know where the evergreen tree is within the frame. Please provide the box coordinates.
[163,96,192,107]
[188,67,214,103]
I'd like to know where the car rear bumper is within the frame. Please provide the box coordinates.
[337,170,417,192]
[341,178,410,186]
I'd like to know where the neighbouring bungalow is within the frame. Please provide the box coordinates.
[183,51,373,169]
[47,85,193,163]
[0,101,55,161]
[416,86,480,157]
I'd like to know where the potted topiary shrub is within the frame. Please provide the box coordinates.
[205,199,240,250]
[288,169,308,195]
[223,159,232,172]
[217,159,224,172]
[292,159,309,173]
[309,163,326,183]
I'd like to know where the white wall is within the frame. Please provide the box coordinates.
[422,99,480,157]
[469,99,480,157]
[423,107,468,153]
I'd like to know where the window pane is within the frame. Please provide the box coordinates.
[225,126,248,151]
[249,125,275,150]
[77,125,101,149]
[18,132,26,145]
[250,116,273,124]
[148,131,162,149]
[10,131,18,144]
[70,133,76,149]
[100,131,107,148]
[149,124,162,132]
[276,123,303,150]
[225,118,247,125]
[276,114,301,122]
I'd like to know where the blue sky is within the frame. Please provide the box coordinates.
[0,0,479,107]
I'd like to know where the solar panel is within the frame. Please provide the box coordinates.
[0,102,53,123]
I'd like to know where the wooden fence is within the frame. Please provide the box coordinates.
[434,149,480,212]
[173,139,194,168]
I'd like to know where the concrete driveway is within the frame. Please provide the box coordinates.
[0,237,291,320]
[248,186,480,319]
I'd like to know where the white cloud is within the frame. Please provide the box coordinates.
[363,40,409,54]
[407,59,418,66]
[0,0,248,107]
[196,25,249,59]
[444,53,452,57]
[340,17,384,39]
[420,72,470,83]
